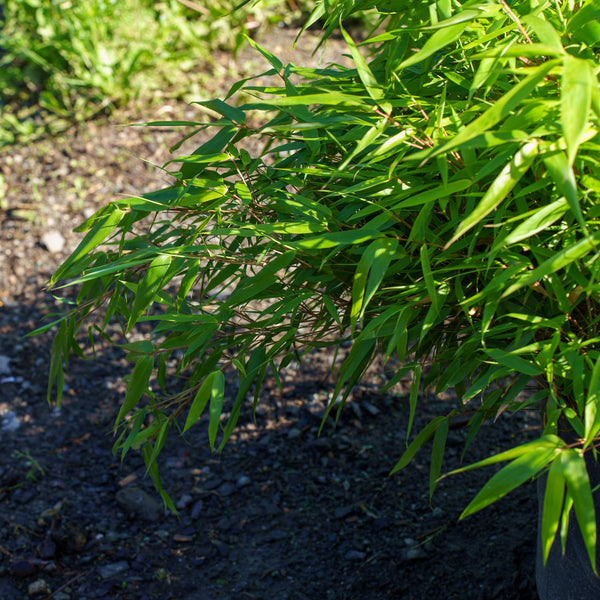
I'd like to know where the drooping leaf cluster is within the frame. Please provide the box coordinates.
[39,0,600,569]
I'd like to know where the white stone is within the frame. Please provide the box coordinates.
[41,230,66,254]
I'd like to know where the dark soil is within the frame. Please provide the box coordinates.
[0,27,541,600]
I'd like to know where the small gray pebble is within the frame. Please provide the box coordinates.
[345,550,366,560]
[236,475,251,488]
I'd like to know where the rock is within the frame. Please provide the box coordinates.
[403,547,427,561]
[9,559,38,578]
[287,427,302,439]
[53,592,71,600]
[115,487,163,521]
[334,505,354,519]
[0,355,10,375]
[0,409,21,431]
[176,493,193,510]
[97,560,129,580]
[216,481,236,496]
[361,401,380,415]
[344,550,366,560]
[28,579,50,596]
[40,230,65,254]
[190,499,204,519]
[236,475,251,488]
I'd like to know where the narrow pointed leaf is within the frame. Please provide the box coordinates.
[208,371,225,451]
[541,456,566,566]
[561,449,597,574]
[116,354,154,426]
[445,140,538,247]
[561,55,593,165]
[460,446,559,518]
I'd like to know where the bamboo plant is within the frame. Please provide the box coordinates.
[39,0,600,572]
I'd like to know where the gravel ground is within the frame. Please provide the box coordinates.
[0,27,542,600]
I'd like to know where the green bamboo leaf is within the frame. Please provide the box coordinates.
[183,373,216,433]
[351,238,398,331]
[543,149,584,231]
[445,140,538,248]
[118,408,148,462]
[541,456,566,566]
[208,371,225,452]
[561,449,597,574]
[484,348,543,377]
[245,35,284,72]
[115,354,154,426]
[399,22,468,69]
[48,320,66,404]
[430,417,449,502]
[447,435,564,475]
[340,24,390,112]
[495,198,568,249]
[561,490,574,556]
[406,366,422,444]
[420,244,438,311]
[50,206,126,285]
[460,446,559,518]
[127,255,172,333]
[521,15,564,50]
[390,416,446,475]
[561,55,593,165]
[501,230,600,298]
[290,229,382,250]
[584,355,600,447]
[226,251,295,307]
[566,1,600,47]
[141,444,177,514]
[417,60,558,162]
[146,419,170,476]
[196,99,246,124]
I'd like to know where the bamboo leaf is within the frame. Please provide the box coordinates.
[399,22,468,70]
[417,60,558,161]
[447,435,564,475]
[501,230,600,298]
[50,206,126,285]
[495,198,568,249]
[127,255,172,333]
[445,140,538,248]
[561,449,597,574]
[541,456,566,566]
[406,366,422,444]
[183,373,216,433]
[208,371,225,451]
[340,24,389,111]
[351,238,397,331]
[390,416,446,475]
[116,354,154,427]
[430,417,449,502]
[460,446,559,518]
[561,55,593,165]
[584,355,600,448]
